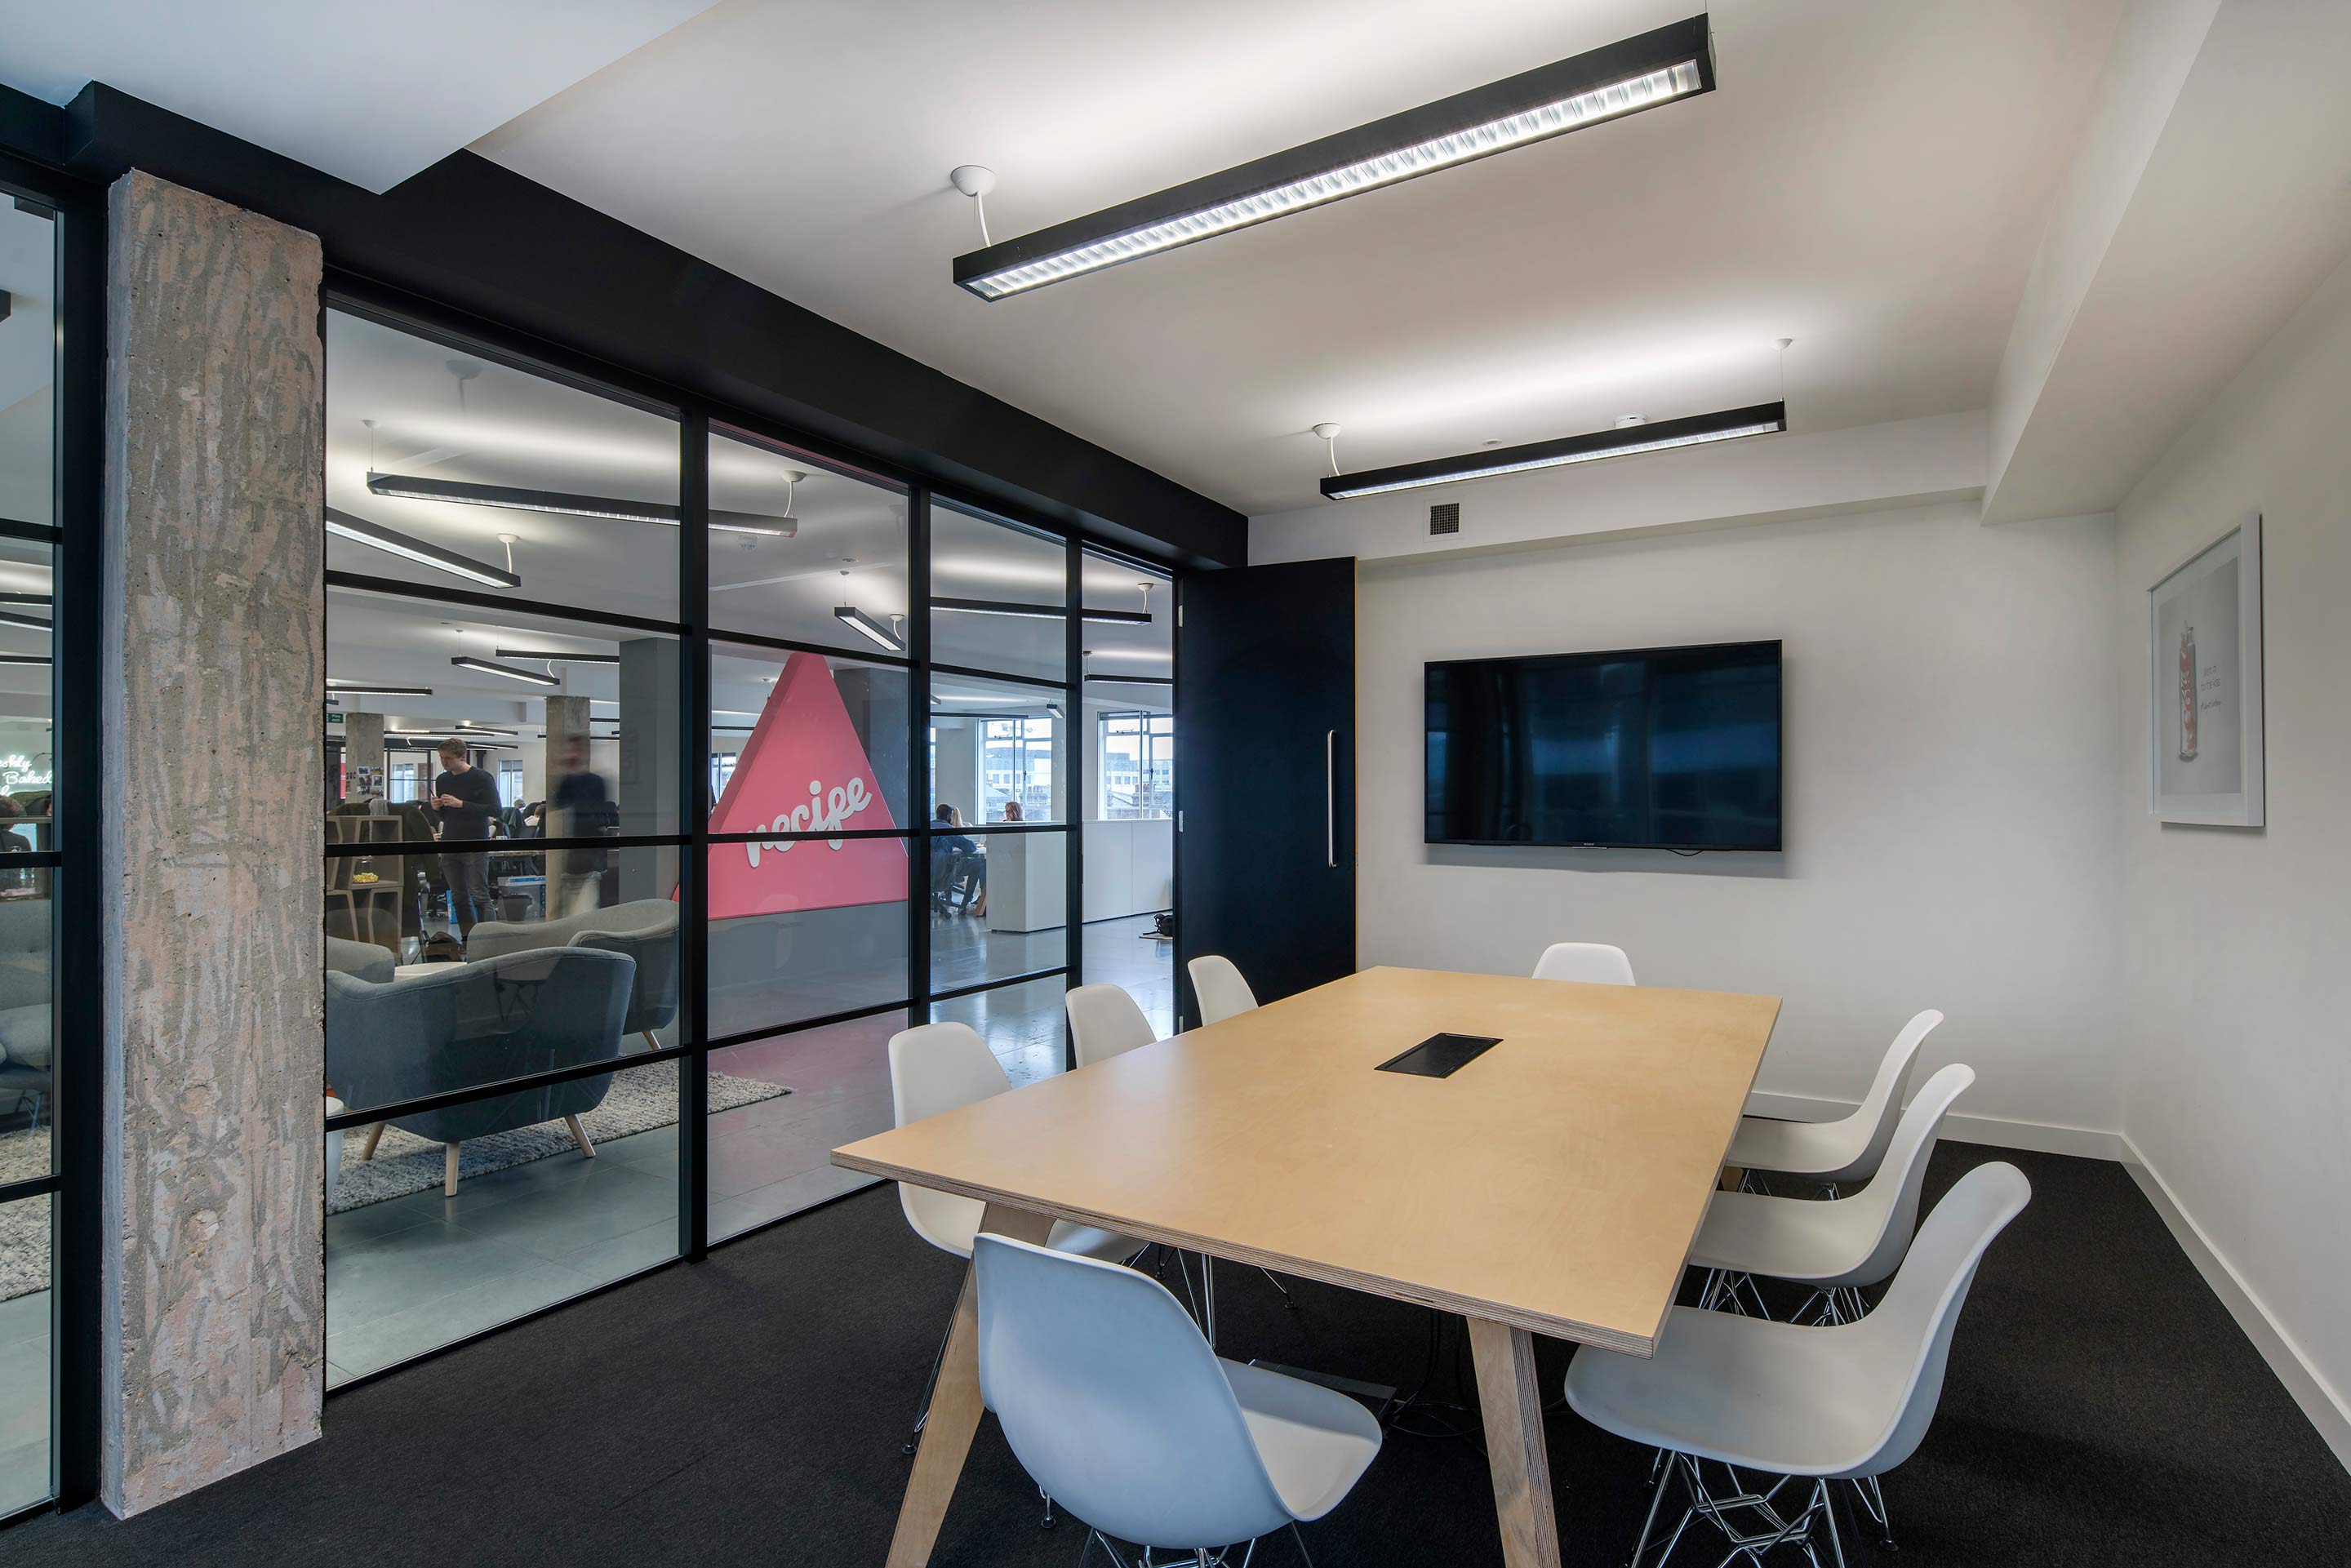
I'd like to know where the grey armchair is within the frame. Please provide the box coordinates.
[325,945,635,1196]
[0,899,51,1132]
[467,899,679,1047]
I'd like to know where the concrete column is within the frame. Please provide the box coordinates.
[836,667,908,827]
[617,639,679,900]
[543,693,591,844]
[342,711,384,799]
[100,170,325,1516]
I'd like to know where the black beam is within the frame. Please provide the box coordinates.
[36,85,1246,569]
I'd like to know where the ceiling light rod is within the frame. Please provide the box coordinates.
[326,506,521,589]
[492,648,620,664]
[833,606,904,651]
[931,597,1153,624]
[327,680,435,696]
[0,593,51,605]
[0,655,51,666]
[1322,401,1784,500]
[451,655,561,687]
[367,473,789,537]
[954,14,1713,300]
[0,608,51,632]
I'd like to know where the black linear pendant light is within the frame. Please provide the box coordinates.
[955,15,1713,299]
[1322,402,1784,500]
[367,473,793,537]
[930,597,1152,625]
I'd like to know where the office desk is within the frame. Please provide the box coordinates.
[834,966,1778,1566]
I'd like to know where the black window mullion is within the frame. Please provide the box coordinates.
[908,486,932,1026]
[679,411,710,1262]
[1064,522,1083,1071]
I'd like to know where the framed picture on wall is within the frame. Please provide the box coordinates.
[2148,513,2264,826]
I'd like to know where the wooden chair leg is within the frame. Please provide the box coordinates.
[358,1122,386,1161]
[642,1030,661,1051]
[444,1142,461,1197]
[565,1113,595,1158]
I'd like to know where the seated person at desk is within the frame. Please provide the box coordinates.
[1000,799,1023,823]
[930,805,984,914]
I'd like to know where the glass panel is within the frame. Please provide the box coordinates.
[928,673,1067,827]
[325,309,682,624]
[0,1193,48,1512]
[327,588,684,836]
[326,847,682,1116]
[929,501,1066,681]
[707,837,910,1041]
[708,429,909,653]
[709,641,911,833]
[0,200,55,533]
[0,873,50,1184]
[326,1062,680,1387]
[0,528,54,857]
[931,975,1072,1090]
[704,1011,902,1242]
[930,826,1067,993]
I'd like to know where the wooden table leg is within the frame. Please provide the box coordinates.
[887,1201,1053,1567]
[1468,1316,1564,1568]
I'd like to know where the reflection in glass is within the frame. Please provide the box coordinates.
[0,882,51,1184]
[705,1012,900,1242]
[929,502,1066,681]
[710,642,910,832]
[325,1058,680,1387]
[709,429,909,652]
[929,824,1067,994]
[706,833,910,1040]
[325,847,681,1119]
[327,589,682,837]
[0,1194,47,1512]
[0,200,54,532]
[324,309,682,624]
[931,975,1073,1090]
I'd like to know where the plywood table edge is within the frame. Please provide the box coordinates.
[830,1147,1658,1357]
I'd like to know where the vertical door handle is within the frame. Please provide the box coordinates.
[1326,729,1337,868]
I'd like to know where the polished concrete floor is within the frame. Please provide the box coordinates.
[323,913,1170,1387]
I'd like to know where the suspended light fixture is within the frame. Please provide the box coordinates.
[931,597,1152,624]
[954,15,1713,299]
[451,655,560,687]
[327,679,434,697]
[1321,402,1784,500]
[833,606,904,651]
[493,648,620,664]
[326,506,520,589]
[367,473,789,536]
[0,608,51,632]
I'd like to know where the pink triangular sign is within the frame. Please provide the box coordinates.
[705,650,905,917]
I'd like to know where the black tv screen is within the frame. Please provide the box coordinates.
[1425,641,1782,850]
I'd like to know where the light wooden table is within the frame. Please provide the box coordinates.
[833,966,1780,1567]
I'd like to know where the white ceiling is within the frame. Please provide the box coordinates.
[0,2,718,193]
[473,0,2126,516]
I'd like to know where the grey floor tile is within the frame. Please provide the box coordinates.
[326,1219,550,1335]
[0,1290,48,1350]
[327,1260,589,1380]
[549,1219,681,1286]
[444,1162,678,1264]
[709,1166,877,1242]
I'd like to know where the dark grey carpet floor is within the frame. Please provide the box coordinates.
[7,1142,2348,1566]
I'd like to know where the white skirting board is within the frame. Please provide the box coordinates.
[1743,1090,2351,1474]
[2119,1138,2351,1474]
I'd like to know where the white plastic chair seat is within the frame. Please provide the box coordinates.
[1567,1305,1895,1478]
[1220,1357,1383,1521]
[1724,1113,1865,1182]
[1688,1187,1860,1283]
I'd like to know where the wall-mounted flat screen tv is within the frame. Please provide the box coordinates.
[1425,641,1781,850]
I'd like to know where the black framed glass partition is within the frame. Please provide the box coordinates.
[318,287,1162,1379]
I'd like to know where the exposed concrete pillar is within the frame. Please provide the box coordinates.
[543,693,592,846]
[100,170,325,1516]
[836,667,908,827]
[617,638,679,900]
[342,711,384,799]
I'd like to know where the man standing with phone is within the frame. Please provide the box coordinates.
[433,739,501,940]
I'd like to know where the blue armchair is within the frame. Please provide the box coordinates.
[326,945,635,1196]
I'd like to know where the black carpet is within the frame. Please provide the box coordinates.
[8,1143,2348,1566]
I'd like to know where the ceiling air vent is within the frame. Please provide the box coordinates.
[1429,501,1460,536]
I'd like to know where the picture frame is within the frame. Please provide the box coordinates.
[2148,513,2264,826]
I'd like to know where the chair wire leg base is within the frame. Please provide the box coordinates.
[1630,1454,1846,1568]
[904,1313,953,1455]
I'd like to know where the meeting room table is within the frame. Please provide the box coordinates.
[833,965,1780,1567]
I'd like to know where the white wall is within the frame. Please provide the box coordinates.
[2111,247,2351,1455]
[1339,500,2125,1138]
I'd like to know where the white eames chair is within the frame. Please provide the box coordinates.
[1186,954,1260,1027]
[976,1232,1381,1566]
[1727,1009,1943,1190]
[888,1023,1141,1456]
[1531,941,1637,986]
[1566,1162,2032,1568]
[1065,982,1159,1068]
